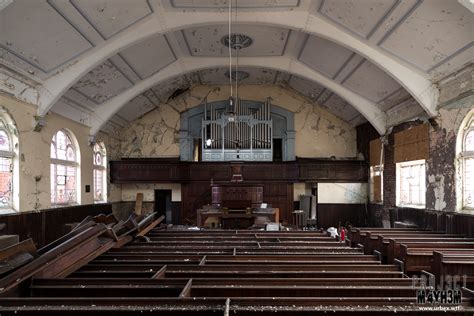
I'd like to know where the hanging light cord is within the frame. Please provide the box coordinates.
[235,0,238,101]
[228,0,233,98]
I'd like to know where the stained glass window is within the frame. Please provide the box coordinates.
[0,130,10,151]
[51,130,78,205]
[0,157,12,207]
[93,142,106,203]
[0,128,13,208]
[462,128,474,209]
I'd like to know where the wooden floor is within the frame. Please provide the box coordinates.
[1,227,473,315]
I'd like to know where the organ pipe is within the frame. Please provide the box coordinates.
[202,97,273,159]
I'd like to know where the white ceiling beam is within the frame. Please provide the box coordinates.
[89,56,387,136]
[37,8,438,122]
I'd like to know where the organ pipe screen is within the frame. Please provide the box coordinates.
[202,97,273,161]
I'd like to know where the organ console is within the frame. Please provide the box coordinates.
[196,184,278,229]
[202,97,273,161]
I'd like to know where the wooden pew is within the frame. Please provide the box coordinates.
[387,237,474,263]
[432,251,474,287]
[349,227,429,247]
[0,239,37,276]
[399,245,474,273]
[360,231,449,254]
[3,224,474,313]
[376,234,464,261]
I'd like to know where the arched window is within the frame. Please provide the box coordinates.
[0,128,14,209]
[51,130,79,205]
[458,111,474,210]
[93,142,107,203]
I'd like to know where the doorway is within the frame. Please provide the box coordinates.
[155,190,172,224]
[273,138,282,161]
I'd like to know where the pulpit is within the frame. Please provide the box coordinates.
[197,184,278,228]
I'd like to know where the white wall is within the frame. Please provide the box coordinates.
[121,183,182,202]
[318,183,367,204]
[0,93,121,211]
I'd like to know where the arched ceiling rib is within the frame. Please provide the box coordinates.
[2,1,439,119]
[89,56,386,135]
[0,0,471,134]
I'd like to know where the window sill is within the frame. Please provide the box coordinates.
[370,201,383,205]
[0,209,18,215]
[51,203,79,208]
[457,209,474,215]
[396,204,426,209]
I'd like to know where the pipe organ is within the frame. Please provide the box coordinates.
[202,98,273,161]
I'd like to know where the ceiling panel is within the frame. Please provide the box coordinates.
[183,25,290,56]
[199,67,276,85]
[119,35,176,79]
[117,94,156,121]
[380,0,472,71]
[323,93,360,122]
[0,0,92,73]
[150,75,191,103]
[332,54,364,82]
[343,60,401,103]
[350,114,367,127]
[288,75,325,101]
[70,0,152,39]
[377,88,411,111]
[170,0,300,8]
[319,0,398,38]
[72,60,132,104]
[48,0,105,45]
[274,72,291,85]
[299,35,354,78]
[63,89,97,110]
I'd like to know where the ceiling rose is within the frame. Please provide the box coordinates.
[224,70,250,82]
[221,33,253,50]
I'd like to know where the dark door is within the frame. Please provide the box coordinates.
[273,138,282,161]
[155,190,172,223]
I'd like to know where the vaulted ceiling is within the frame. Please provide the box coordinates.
[0,0,472,135]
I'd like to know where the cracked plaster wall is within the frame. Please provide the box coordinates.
[120,84,357,159]
[0,92,121,212]
[0,69,40,105]
[426,64,473,212]
[427,106,472,212]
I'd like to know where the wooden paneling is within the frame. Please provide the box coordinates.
[212,186,263,207]
[369,138,382,166]
[297,160,367,182]
[110,158,367,226]
[317,204,367,228]
[110,160,181,183]
[110,159,368,184]
[394,124,429,163]
[396,207,474,238]
[181,182,293,226]
[0,204,112,247]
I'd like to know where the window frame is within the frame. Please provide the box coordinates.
[369,164,383,204]
[0,128,14,209]
[93,142,107,203]
[460,126,474,210]
[50,130,79,206]
[396,159,426,209]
